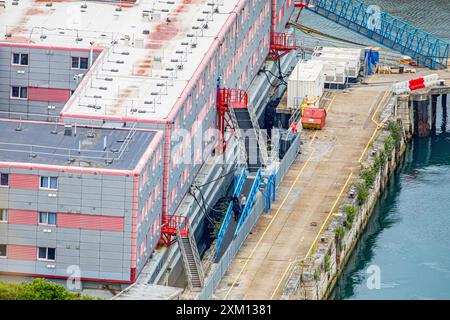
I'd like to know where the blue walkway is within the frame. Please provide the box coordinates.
[301,0,449,69]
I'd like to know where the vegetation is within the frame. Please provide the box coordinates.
[0,279,96,300]
[360,167,375,188]
[313,269,321,282]
[212,219,223,238]
[324,253,331,272]
[334,226,345,239]
[388,121,402,148]
[356,182,369,205]
[383,135,395,156]
[344,205,357,230]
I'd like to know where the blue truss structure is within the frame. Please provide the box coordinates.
[215,169,247,255]
[302,0,449,69]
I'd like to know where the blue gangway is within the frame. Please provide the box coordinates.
[234,169,262,236]
[300,0,449,69]
[214,169,247,257]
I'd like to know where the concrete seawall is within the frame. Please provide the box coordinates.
[282,98,409,300]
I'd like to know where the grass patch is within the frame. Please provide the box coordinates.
[0,279,97,300]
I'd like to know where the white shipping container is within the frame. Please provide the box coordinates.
[317,47,362,58]
[304,59,347,84]
[312,53,360,78]
[287,60,325,108]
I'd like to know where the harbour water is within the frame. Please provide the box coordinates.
[300,0,450,300]
[331,103,450,299]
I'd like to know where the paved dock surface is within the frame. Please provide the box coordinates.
[213,74,403,300]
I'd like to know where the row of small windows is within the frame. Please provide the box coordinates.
[0,244,56,261]
[0,174,58,189]
[0,209,57,225]
[11,53,89,70]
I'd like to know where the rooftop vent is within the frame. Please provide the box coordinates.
[64,124,73,136]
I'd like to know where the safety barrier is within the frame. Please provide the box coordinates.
[392,74,441,94]
[276,133,301,188]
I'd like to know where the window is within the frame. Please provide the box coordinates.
[0,209,7,222]
[71,57,89,70]
[40,176,58,189]
[39,212,57,226]
[12,53,29,66]
[0,244,6,258]
[0,173,8,186]
[38,247,56,261]
[11,86,28,99]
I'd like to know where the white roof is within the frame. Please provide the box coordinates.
[289,60,324,82]
[0,0,241,121]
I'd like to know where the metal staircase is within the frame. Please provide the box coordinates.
[161,214,204,289]
[234,108,263,172]
[229,107,248,167]
[248,102,270,167]
[177,228,204,290]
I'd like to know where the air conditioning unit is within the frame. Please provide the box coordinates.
[135,38,145,48]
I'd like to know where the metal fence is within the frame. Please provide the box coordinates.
[196,133,302,300]
[276,133,301,188]
[197,193,264,300]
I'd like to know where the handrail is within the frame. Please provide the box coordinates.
[299,0,450,69]
[215,169,248,255]
[247,102,269,166]
[234,168,262,235]
[228,107,248,167]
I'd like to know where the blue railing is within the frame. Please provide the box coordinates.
[302,0,449,69]
[234,169,262,236]
[215,169,247,254]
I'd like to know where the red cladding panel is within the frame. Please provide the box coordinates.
[9,174,39,190]
[8,245,37,261]
[28,88,71,103]
[8,210,38,226]
[57,213,124,232]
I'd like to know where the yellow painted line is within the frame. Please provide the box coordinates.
[326,96,337,113]
[223,148,316,300]
[358,90,389,163]
[304,172,354,259]
[224,97,336,300]
[269,89,388,298]
[270,260,293,300]
[270,172,353,300]
[371,90,389,126]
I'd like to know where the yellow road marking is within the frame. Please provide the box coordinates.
[358,90,389,163]
[304,172,353,259]
[269,89,389,299]
[270,260,293,300]
[326,96,337,113]
[224,148,316,299]
[224,95,336,300]
[270,172,354,299]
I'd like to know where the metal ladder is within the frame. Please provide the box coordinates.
[177,228,205,290]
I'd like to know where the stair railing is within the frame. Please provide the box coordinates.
[247,102,270,167]
[228,106,248,168]
[177,227,205,289]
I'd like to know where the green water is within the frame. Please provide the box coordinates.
[297,0,450,300]
[331,101,450,300]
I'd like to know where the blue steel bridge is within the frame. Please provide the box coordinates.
[297,0,449,69]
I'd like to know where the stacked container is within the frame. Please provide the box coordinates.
[311,47,362,79]
[287,60,325,108]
